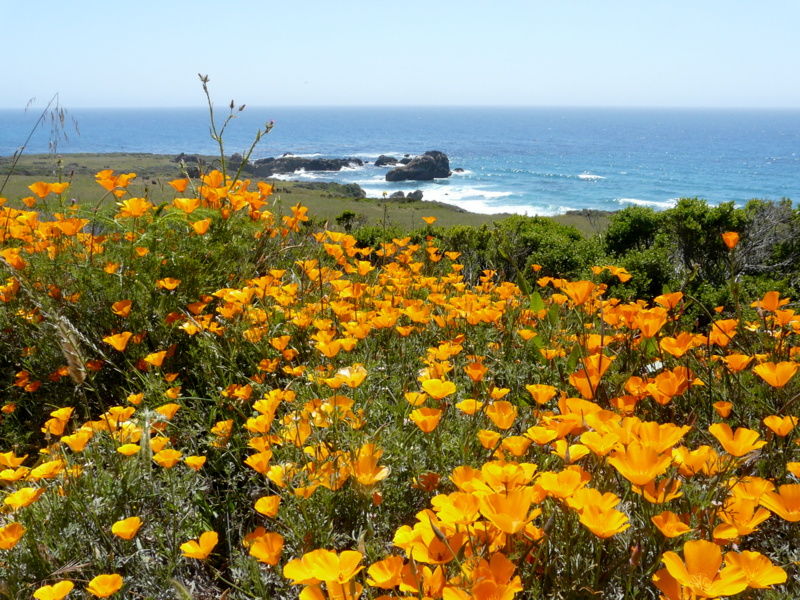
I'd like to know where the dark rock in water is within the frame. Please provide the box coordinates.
[294,181,366,198]
[282,152,294,157]
[375,155,399,167]
[399,158,412,165]
[404,154,410,157]
[390,191,405,199]
[454,167,465,173]
[229,153,244,169]
[245,156,364,178]
[407,190,423,200]
[386,151,451,182]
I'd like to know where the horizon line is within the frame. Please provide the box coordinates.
[2,104,800,111]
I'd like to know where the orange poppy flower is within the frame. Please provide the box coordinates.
[525,384,558,405]
[0,522,25,549]
[0,451,28,469]
[430,491,482,526]
[607,442,672,486]
[708,423,766,457]
[4,486,45,510]
[116,197,153,218]
[191,218,211,235]
[103,332,133,352]
[153,449,183,468]
[651,511,691,538]
[763,415,798,437]
[111,516,143,540]
[156,278,181,291]
[244,451,274,475]
[713,401,733,418]
[288,548,364,584]
[421,378,456,400]
[579,505,630,538]
[249,531,284,565]
[713,497,771,540]
[759,484,800,522]
[477,429,502,449]
[181,531,218,559]
[632,478,682,504]
[565,487,620,513]
[751,290,789,313]
[255,495,281,517]
[144,351,167,367]
[86,574,124,598]
[86,574,123,598]
[33,581,74,600]
[479,488,541,534]
[111,300,132,317]
[484,401,518,430]
[660,539,747,598]
[367,555,405,589]
[559,280,596,306]
[654,291,684,310]
[410,408,443,433]
[537,469,587,499]
[184,456,206,471]
[753,361,798,388]
[659,332,698,358]
[116,444,141,456]
[721,231,739,249]
[724,550,787,589]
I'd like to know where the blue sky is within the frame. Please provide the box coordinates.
[6,0,800,109]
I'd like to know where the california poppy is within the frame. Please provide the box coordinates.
[33,581,74,600]
[708,423,766,457]
[180,531,218,559]
[753,361,798,388]
[111,516,142,540]
[0,522,25,549]
[660,539,747,598]
[86,574,124,598]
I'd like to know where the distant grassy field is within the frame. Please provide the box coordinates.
[0,153,610,234]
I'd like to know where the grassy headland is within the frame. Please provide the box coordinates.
[0,152,611,235]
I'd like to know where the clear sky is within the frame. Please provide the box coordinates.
[6,0,800,109]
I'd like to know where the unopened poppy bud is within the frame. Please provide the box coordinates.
[629,543,641,568]
[543,513,556,535]
[427,515,448,543]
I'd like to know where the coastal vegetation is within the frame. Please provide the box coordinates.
[0,102,798,599]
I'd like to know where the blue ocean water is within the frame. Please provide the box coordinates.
[1,107,798,216]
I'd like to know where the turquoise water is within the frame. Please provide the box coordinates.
[1,107,798,215]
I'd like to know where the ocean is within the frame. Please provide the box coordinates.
[1,107,798,216]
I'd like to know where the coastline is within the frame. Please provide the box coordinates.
[0,152,612,235]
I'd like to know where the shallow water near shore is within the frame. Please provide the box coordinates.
[1,106,798,216]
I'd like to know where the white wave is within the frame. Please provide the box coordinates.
[614,197,678,210]
[579,172,606,181]
[452,169,473,176]
[281,153,323,158]
[352,175,390,185]
[358,184,569,216]
[353,151,409,160]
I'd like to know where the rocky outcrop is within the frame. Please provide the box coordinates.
[407,190,424,200]
[375,155,398,167]
[244,156,364,178]
[294,181,366,198]
[386,151,451,182]
[390,191,405,199]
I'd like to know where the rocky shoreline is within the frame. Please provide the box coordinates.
[174,149,455,183]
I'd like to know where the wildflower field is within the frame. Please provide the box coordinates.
[1,114,799,599]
